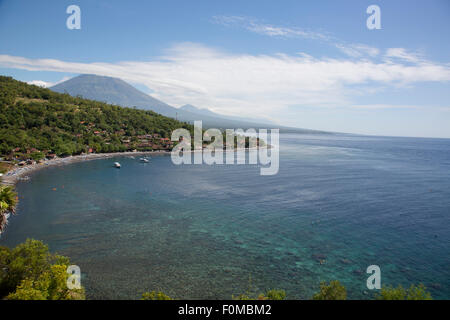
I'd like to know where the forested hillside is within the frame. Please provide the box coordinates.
[0,76,193,159]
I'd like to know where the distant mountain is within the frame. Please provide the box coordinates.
[51,75,237,125]
[180,104,220,118]
[179,104,275,125]
[51,74,325,133]
[51,74,177,116]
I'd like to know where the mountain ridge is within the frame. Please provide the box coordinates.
[179,104,276,125]
[51,74,326,133]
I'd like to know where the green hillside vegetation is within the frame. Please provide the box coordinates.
[0,76,194,159]
[0,76,261,161]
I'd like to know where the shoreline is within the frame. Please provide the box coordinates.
[1,151,170,186]
[1,144,271,186]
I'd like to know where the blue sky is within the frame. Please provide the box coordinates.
[1,0,449,138]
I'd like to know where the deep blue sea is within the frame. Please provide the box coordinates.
[1,133,449,299]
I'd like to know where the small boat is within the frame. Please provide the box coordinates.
[139,158,149,163]
[114,162,121,168]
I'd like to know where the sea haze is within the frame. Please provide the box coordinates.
[1,133,449,299]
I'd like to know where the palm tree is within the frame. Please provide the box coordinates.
[0,185,17,232]
[0,208,7,232]
[0,185,17,213]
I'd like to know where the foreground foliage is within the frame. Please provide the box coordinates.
[0,185,17,232]
[312,280,347,300]
[143,281,432,301]
[232,289,287,300]
[376,284,433,300]
[0,239,85,300]
[141,291,173,300]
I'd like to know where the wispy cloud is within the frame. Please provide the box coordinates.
[348,104,423,110]
[212,15,330,41]
[1,42,449,120]
[335,44,380,58]
[384,48,426,64]
[212,15,381,60]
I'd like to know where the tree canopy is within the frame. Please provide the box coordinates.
[0,239,85,300]
[312,280,347,300]
[0,76,193,158]
[0,185,17,232]
[376,284,432,300]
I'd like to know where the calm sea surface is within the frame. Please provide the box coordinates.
[1,133,449,299]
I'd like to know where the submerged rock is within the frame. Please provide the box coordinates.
[312,253,327,262]
[339,258,352,265]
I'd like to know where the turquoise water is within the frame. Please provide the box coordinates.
[1,133,449,299]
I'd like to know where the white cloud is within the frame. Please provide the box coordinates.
[27,80,52,88]
[0,43,449,120]
[27,76,71,88]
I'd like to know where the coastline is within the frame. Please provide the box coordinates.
[1,144,271,186]
[1,151,170,186]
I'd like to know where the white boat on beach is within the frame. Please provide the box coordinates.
[114,162,121,168]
